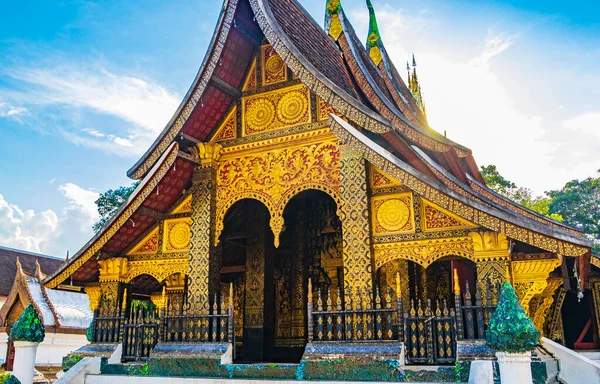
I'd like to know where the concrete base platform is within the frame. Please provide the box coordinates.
[86,376,464,384]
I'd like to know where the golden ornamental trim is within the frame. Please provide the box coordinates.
[84,285,101,311]
[127,259,189,283]
[190,142,223,168]
[215,138,342,248]
[374,236,474,269]
[98,257,129,283]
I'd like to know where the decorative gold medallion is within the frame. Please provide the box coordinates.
[163,218,191,252]
[371,192,415,235]
[377,199,410,231]
[245,98,276,133]
[278,90,309,125]
[262,45,287,85]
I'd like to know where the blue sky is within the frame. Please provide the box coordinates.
[0,0,599,257]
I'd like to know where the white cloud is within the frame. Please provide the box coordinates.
[112,136,134,148]
[58,183,100,230]
[3,64,181,156]
[0,184,100,257]
[468,33,517,68]
[0,102,28,122]
[0,193,59,254]
[82,128,105,138]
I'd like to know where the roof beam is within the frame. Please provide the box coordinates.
[137,206,164,221]
[178,150,202,165]
[210,77,242,99]
[181,133,200,145]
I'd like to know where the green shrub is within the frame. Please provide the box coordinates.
[9,304,45,343]
[486,282,539,353]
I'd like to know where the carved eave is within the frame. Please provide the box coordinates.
[329,114,592,261]
[128,0,260,180]
[465,174,582,236]
[44,142,192,288]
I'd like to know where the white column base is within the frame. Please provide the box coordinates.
[468,360,493,384]
[12,341,39,384]
[496,351,532,384]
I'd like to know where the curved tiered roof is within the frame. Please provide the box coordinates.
[44,0,592,289]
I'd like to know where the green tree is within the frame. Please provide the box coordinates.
[480,165,517,196]
[480,165,562,221]
[93,181,140,233]
[547,172,600,254]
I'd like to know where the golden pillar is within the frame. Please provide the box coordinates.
[382,260,410,305]
[511,254,561,316]
[339,145,373,295]
[244,202,273,361]
[84,285,101,312]
[470,231,510,298]
[290,210,306,339]
[97,257,129,313]
[591,278,600,340]
[187,142,221,314]
[529,277,562,334]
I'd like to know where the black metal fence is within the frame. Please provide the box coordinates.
[91,284,235,362]
[92,294,126,344]
[307,276,498,365]
[122,306,159,361]
[159,292,234,346]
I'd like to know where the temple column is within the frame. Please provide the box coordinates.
[84,285,101,312]
[244,202,273,361]
[97,257,128,312]
[545,287,566,343]
[339,145,373,296]
[529,277,562,334]
[290,210,306,340]
[470,232,511,299]
[591,278,600,340]
[383,260,410,305]
[188,143,221,314]
[511,255,562,316]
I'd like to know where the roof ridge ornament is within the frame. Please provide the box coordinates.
[408,53,427,119]
[366,0,383,66]
[325,0,343,41]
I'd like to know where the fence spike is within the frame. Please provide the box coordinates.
[396,272,401,301]
[453,268,461,295]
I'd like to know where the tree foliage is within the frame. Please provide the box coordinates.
[480,165,562,221]
[547,173,600,254]
[93,181,140,233]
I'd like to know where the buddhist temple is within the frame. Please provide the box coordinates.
[44,0,597,379]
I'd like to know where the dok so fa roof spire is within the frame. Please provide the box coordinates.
[408,54,427,118]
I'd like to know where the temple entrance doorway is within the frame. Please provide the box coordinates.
[219,190,340,363]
